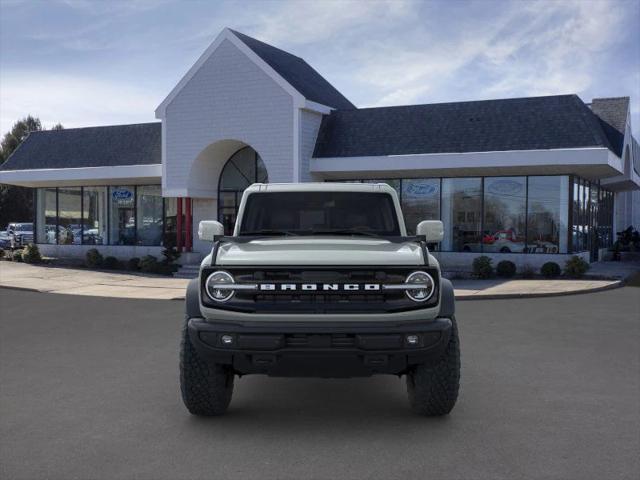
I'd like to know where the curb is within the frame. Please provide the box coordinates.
[454,279,623,301]
[0,285,42,294]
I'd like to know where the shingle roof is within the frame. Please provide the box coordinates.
[313,95,615,158]
[230,29,355,110]
[589,97,629,157]
[1,122,161,171]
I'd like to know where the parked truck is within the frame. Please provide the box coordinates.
[180,183,460,416]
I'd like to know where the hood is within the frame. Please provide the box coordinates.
[215,237,425,266]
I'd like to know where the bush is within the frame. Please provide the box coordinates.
[0,249,5,259]
[472,256,493,279]
[565,256,590,278]
[103,256,119,270]
[496,260,516,278]
[540,262,561,278]
[12,250,23,262]
[22,244,42,264]
[520,264,535,279]
[127,257,140,271]
[139,255,159,273]
[86,248,103,268]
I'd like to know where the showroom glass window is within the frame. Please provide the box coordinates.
[35,188,57,244]
[82,187,107,245]
[527,176,569,253]
[441,178,482,252]
[57,187,82,245]
[109,186,136,245]
[136,185,163,246]
[164,197,177,247]
[483,177,526,253]
[597,189,614,248]
[218,147,268,235]
[401,179,440,234]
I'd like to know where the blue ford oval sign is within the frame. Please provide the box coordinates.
[488,179,523,196]
[406,182,438,197]
[112,188,133,200]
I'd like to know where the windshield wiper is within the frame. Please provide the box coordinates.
[239,229,299,237]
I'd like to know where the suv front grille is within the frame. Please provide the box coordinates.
[254,293,389,303]
[201,266,439,313]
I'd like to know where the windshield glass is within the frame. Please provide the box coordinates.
[239,192,400,236]
[14,224,33,231]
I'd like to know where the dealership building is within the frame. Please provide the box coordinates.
[1,28,638,270]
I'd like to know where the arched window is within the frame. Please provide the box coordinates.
[218,146,268,234]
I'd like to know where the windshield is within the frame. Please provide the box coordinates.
[239,192,400,236]
[13,224,33,231]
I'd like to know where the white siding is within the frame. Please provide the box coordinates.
[163,39,294,195]
[299,109,323,182]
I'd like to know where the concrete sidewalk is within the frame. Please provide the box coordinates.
[1,261,633,301]
[0,262,188,300]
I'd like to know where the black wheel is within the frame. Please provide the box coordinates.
[406,316,460,416]
[500,247,511,253]
[180,317,234,416]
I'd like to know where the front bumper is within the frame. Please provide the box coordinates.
[188,317,452,378]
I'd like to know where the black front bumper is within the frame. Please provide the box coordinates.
[188,317,452,378]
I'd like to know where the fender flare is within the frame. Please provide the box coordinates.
[185,278,202,319]
[439,278,455,318]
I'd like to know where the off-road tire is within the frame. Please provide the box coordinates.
[406,316,460,416]
[180,317,234,416]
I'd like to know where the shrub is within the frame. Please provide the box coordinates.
[496,260,516,278]
[0,249,5,259]
[540,262,561,278]
[103,256,119,270]
[520,264,535,279]
[22,244,42,264]
[127,257,140,271]
[472,256,493,279]
[12,250,23,262]
[86,248,103,268]
[565,256,590,278]
[140,255,159,273]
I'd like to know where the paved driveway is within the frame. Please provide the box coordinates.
[1,288,638,480]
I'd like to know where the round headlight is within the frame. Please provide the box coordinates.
[405,271,435,302]
[205,271,235,302]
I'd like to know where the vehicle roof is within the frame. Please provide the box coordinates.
[244,182,399,195]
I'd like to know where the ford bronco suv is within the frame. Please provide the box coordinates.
[180,183,460,416]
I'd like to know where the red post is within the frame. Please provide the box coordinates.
[176,197,183,253]
[185,197,192,252]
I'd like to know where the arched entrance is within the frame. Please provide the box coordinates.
[218,146,268,234]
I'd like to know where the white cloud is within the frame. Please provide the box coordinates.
[0,72,159,133]
[249,0,412,46]
[348,0,627,107]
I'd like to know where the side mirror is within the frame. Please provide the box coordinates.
[416,220,444,243]
[198,220,224,242]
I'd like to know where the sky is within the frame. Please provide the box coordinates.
[1,0,639,138]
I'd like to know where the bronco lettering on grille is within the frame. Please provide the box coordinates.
[258,283,381,292]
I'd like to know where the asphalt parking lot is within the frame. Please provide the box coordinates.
[1,287,638,480]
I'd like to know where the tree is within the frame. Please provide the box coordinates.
[0,115,42,163]
[0,116,63,229]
